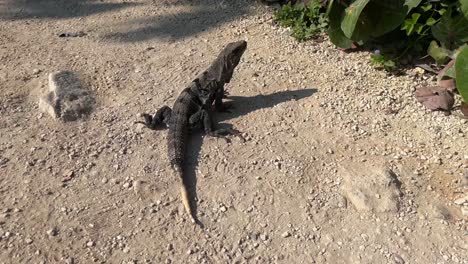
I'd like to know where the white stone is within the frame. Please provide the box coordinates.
[39,71,94,121]
[340,164,401,213]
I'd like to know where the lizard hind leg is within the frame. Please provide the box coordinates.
[137,106,172,129]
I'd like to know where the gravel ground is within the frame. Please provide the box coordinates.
[0,0,467,263]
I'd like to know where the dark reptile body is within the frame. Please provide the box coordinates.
[138,40,247,223]
[167,85,204,169]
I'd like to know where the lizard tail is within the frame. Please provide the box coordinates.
[175,167,196,224]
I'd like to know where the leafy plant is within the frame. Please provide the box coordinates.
[455,45,468,103]
[327,0,422,48]
[427,40,450,64]
[370,50,397,71]
[432,6,468,50]
[275,0,468,109]
[275,0,329,41]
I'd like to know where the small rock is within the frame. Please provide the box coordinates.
[110,178,120,185]
[47,227,58,236]
[260,234,268,241]
[25,238,33,244]
[86,241,95,247]
[281,231,291,238]
[462,206,468,216]
[62,170,74,182]
[340,165,401,213]
[133,180,143,194]
[101,178,108,184]
[393,253,405,264]
[39,71,95,122]
[454,196,468,205]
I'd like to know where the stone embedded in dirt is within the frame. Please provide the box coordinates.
[454,195,468,205]
[340,164,402,213]
[62,170,74,182]
[46,227,58,237]
[39,71,95,122]
[0,156,8,167]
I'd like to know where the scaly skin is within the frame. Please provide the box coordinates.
[137,41,247,224]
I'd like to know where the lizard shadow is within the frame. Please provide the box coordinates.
[184,88,317,226]
[216,88,318,122]
[103,0,251,43]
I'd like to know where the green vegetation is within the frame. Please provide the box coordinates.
[274,0,468,106]
[275,0,328,41]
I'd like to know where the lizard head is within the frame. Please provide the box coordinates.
[220,40,247,83]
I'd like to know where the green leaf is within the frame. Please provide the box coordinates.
[405,0,423,13]
[410,13,421,23]
[426,17,437,26]
[401,21,413,35]
[455,45,468,102]
[327,0,353,48]
[432,8,468,49]
[341,0,370,38]
[444,64,456,79]
[414,23,424,34]
[460,0,468,20]
[427,40,450,64]
[421,3,432,12]
[344,0,421,42]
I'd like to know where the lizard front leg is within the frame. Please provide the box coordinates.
[197,109,245,142]
[214,86,234,113]
[136,106,172,130]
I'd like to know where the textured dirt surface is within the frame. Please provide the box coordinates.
[0,1,467,263]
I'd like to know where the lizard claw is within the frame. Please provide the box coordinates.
[206,128,245,143]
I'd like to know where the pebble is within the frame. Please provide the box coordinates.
[281,231,291,238]
[454,196,468,205]
[101,178,108,184]
[25,238,33,244]
[393,253,405,264]
[47,227,58,236]
[86,241,95,247]
[462,206,468,216]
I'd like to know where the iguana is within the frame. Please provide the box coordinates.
[137,40,247,223]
